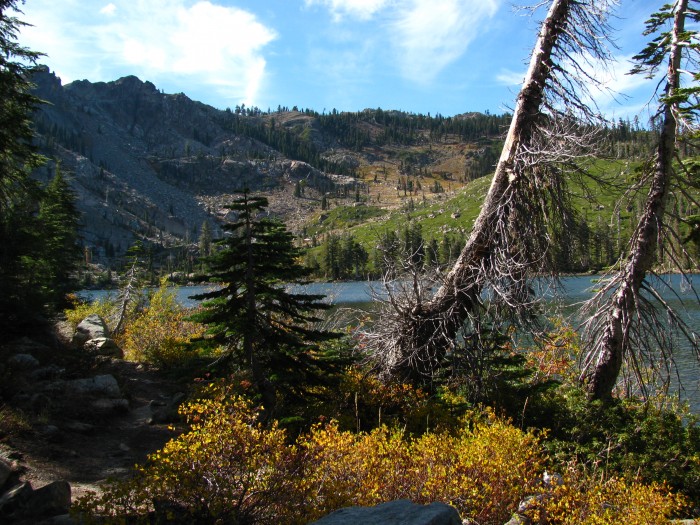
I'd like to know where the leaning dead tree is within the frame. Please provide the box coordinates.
[364,0,617,382]
[580,0,700,400]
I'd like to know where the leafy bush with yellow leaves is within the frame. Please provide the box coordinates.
[75,382,687,525]
[297,411,544,523]
[63,293,116,330]
[74,384,300,524]
[64,281,207,367]
[534,470,688,525]
[120,280,205,366]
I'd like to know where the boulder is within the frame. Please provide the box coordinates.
[149,392,186,424]
[26,480,71,518]
[30,364,66,381]
[64,374,121,398]
[504,514,530,525]
[309,500,462,525]
[0,458,12,490]
[37,514,78,524]
[83,337,123,358]
[0,480,72,521]
[0,481,33,517]
[62,420,95,434]
[7,353,40,370]
[3,337,50,355]
[72,314,109,347]
[90,398,129,415]
[31,393,52,413]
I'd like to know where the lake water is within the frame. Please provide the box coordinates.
[80,274,700,411]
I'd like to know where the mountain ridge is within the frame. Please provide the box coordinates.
[28,66,508,267]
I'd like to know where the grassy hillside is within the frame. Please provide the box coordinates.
[302,156,700,278]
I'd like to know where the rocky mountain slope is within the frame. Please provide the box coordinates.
[29,67,506,267]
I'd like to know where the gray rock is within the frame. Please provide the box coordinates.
[0,481,33,516]
[64,374,121,397]
[30,365,66,381]
[36,513,77,524]
[83,337,123,358]
[309,500,462,525]
[3,337,50,355]
[7,353,40,370]
[31,393,52,413]
[62,420,95,433]
[517,495,543,514]
[149,392,185,424]
[504,514,530,525]
[10,393,32,410]
[91,398,129,414]
[38,425,60,438]
[543,470,563,488]
[0,458,12,490]
[26,480,71,518]
[72,314,109,347]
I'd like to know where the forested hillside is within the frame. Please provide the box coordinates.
[27,67,671,279]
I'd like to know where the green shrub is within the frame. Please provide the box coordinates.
[543,387,700,509]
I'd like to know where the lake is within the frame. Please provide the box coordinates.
[80,274,700,411]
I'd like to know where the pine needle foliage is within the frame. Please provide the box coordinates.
[190,189,342,417]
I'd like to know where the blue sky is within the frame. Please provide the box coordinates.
[17,0,659,120]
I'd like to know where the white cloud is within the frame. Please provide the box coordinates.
[308,0,503,84]
[496,68,525,87]
[100,3,117,16]
[573,53,655,116]
[305,0,392,21]
[18,0,276,108]
[391,0,501,83]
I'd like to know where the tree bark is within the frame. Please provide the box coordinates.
[584,0,686,399]
[390,0,573,377]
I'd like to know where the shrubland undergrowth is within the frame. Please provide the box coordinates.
[64,293,699,524]
[73,383,688,525]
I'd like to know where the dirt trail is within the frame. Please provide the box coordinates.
[1,354,187,502]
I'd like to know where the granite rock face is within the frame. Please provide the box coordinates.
[309,500,462,525]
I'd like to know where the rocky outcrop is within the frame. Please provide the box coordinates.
[72,314,109,344]
[72,315,123,358]
[309,500,462,525]
[0,458,72,524]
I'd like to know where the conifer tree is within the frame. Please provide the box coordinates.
[0,0,44,210]
[0,2,82,332]
[198,220,212,262]
[36,165,81,308]
[191,190,340,417]
[581,0,700,399]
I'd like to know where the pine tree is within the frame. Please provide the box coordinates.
[191,190,340,417]
[36,165,81,308]
[0,3,77,333]
[0,0,45,210]
[198,220,212,262]
[581,0,700,399]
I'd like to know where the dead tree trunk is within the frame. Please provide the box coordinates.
[365,0,612,380]
[582,0,688,400]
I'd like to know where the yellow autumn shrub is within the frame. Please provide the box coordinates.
[120,279,205,366]
[294,408,544,524]
[63,293,116,330]
[74,384,300,524]
[537,471,688,525]
[74,382,688,525]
